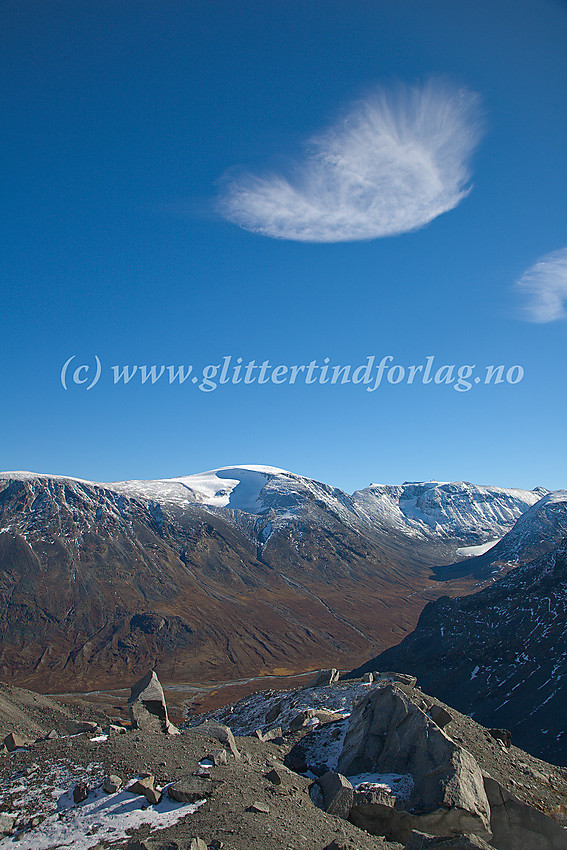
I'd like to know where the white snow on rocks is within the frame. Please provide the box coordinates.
[348,771,414,801]
[0,763,203,850]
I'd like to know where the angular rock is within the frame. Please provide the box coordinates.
[2,732,33,752]
[73,781,90,803]
[373,671,418,687]
[65,720,100,735]
[107,724,127,735]
[487,728,512,748]
[305,668,340,688]
[483,774,567,850]
[255,726,283,742]
[127,775,161,805]
[289,710,315,732]
[265,700,284,724]
[128,670,179,735]
[189,840,208,850]
[429,705,453,729]
[265,768,284,785]
[103,774,123,793]
[0,814,15,836]
[363,672,375,683]
[168,776,224,804]
[316,771,353,819]
[247,801,270,813]
[209,748,228,766]
[288,708,342,732]
[352,786,396,809]
[338,685,491,843]
[195,721,240,759]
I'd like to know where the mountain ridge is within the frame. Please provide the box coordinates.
[0,467,553,694]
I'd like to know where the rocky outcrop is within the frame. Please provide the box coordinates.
[128,671,179,735]
[337,684,491,843]
[2,675,567,849]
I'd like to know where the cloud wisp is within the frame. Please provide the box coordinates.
[515,247,567,323]
[217,79,482,243]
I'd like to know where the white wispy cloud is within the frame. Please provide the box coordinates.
[217,78,482,243]
[515,247,567,322]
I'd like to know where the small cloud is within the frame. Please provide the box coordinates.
[515,247,567,322]
[217,78,482,243]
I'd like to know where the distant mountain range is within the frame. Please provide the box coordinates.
[349,489,567,763]
[0,466,549,692]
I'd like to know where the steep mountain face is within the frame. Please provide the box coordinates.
[433,489,567,580]
[349,536,567,764]
[0,468,544,693]
[352,480,546,545]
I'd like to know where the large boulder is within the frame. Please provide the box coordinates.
[305,668,340,688]
[483,774,567,850]
[316,771,354,819]
[194,721,240,759]
[338,684,491,844]
[128,670,179,735]
[2,732,33,752]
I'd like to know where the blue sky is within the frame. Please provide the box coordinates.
[2,0,567,492]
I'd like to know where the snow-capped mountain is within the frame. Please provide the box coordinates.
[0,466,549,692]
[351,480,545,544]
[107,466,544,560]
[432,489,567,581]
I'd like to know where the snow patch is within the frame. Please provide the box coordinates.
[456,540,501,557]
[0,783,203,850]
[348,772,414,801]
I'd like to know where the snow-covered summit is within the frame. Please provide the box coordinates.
[0,467,548,547]
[107,465,292,512]
[352,480,545,542]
